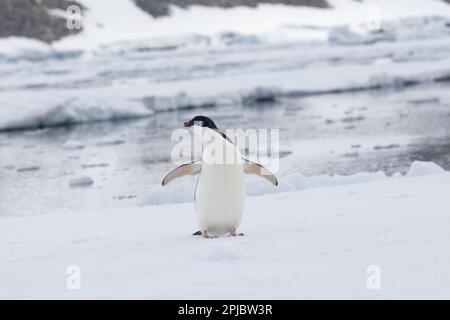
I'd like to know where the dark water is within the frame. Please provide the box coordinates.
[1,83,450,218]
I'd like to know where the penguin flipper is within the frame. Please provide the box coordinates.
[162,161,201,186]
[243,159,278,186]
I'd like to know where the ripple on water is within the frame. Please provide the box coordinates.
[17,166,40,172]
[69,176,94,188]
[82,163,110,169]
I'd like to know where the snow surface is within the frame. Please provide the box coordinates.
[1,161,450,299]
[145,167,389,205]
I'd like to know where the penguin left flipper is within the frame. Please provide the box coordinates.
[161,161,201,186]
[243,159,278,186]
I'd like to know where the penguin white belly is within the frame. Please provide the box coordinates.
[195,144,245,236]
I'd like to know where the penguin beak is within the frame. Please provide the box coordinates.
[184,120,193,127]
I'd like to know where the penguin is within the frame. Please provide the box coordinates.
[162,116,278,238]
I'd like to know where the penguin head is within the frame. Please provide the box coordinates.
[184,116,218,130]
[184,115,232,143]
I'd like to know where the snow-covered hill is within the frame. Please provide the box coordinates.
[65,0,449,49]
[1,161,450,299]
[2,0,450,54]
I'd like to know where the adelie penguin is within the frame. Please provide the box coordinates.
[162,116,278,238]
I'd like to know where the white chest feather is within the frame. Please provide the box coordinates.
[195,133,245,235]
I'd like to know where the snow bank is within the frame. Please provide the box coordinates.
[0,37,50,56]
[143,161,444,206]
[0,37,51,61]
[406,161,446,177]
[1,164,450,299]
[1,0,450,56]
[0,94,153,131]
[0,37,82,63]
[329,16,450,46]
[53,0,450,51]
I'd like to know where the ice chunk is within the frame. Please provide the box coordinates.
[0,96,154,131]
[406,161,445,177]
[328,16,450,46]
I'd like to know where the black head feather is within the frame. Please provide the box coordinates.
[184,116,232,143]
[184,116,218,129]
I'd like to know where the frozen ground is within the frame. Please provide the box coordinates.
[1,161,449,299]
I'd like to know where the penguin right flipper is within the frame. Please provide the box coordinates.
[243,159,278,186]
[162,161,201,186]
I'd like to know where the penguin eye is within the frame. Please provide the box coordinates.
[198,120,204,127]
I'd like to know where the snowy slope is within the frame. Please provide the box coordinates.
[1,162,450,299]
[52,0,450,50]
[1,0,449,54]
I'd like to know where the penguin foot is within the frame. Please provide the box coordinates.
[229,227,238,237]
[196,229,242,238]
[202,230,217,239]
[228,232,244,237]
